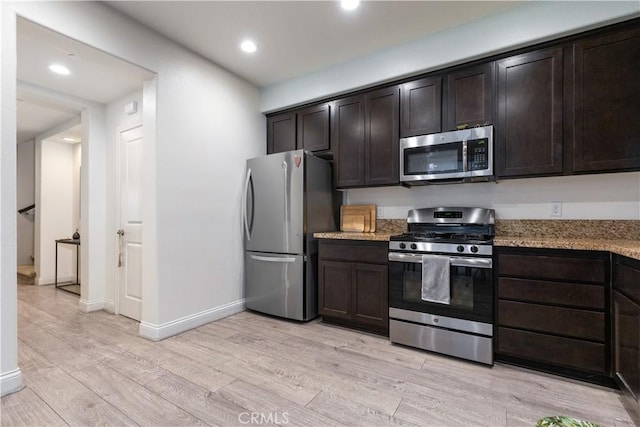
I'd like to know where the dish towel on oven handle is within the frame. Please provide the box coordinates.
[421,254,451,304]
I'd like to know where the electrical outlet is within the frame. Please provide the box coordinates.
[376,207,384,218]
[550,202,562,217]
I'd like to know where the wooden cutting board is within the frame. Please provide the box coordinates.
[340,205,376,232]
[341,213,366,232]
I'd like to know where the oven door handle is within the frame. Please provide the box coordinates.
[450,257,492,269]
[388,252,492,269]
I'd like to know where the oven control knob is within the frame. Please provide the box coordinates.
[399,243,406,249]
[410,243,417,250]
[457,245,464,253]
[470,245,478,253]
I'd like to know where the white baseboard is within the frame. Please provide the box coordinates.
[103,300,115,314]
[0,368,23,397]
[138,299,245,341]
[78,298,105,313]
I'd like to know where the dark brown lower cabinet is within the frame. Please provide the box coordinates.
[318,240,389,335]
[613,255,640,420]
[496,247,612,385]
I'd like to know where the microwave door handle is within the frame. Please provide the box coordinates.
[462,140,468,172]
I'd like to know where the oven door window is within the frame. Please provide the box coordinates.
[404,142,463,176]
[389,259,493,323]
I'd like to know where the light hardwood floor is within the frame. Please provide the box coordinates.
[2,283,636,426]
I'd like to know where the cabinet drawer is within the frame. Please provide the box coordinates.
[498,253,605,283]
[499,300,604,341]
[498,327,606,373]
[319,242,388,264]
[614,257,640,306]
[498,277,604,309]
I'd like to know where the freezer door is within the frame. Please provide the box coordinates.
[245,252,305,320]
[244,151,304,254]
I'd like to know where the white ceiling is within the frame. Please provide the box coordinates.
[16,1,522,144]
[107,1,520,87]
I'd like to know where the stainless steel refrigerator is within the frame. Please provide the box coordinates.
[243,150,335,321]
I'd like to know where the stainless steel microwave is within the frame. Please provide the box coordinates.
[400,125,493,185]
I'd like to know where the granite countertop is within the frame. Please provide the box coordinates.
[314,231,640,261]
[314,231,394,242]
[494,237,640,261]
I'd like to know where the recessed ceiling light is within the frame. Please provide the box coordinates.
[240,40,257,54]
[62,137,77,142]
[48,64,70,75]
[341,0,360,11]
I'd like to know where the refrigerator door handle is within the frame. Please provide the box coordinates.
[250,254,297,263]
[243,168,252,240]
[282,160,289,252]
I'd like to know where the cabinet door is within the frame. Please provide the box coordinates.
[333,95,365,188]
[446,63,494,131]
[496,48,564,178]
[614,290,640,400]
[297,103,330,152]
[613,255,640,401]
[352,263,389,331]
[364,86,399,186]
[571,27,640,173]
[267,112,297,154]
[400,76,442,137]
[318,260,352,320]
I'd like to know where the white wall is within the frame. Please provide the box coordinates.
[261,1,640,112]
[16,139,34,265]
[36,139,76,284]
[3,1,264,345]
[346,172,640,220]
[33,114,81,286]
[1,1,23,397]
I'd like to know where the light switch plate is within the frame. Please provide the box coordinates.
[376,207,384,218]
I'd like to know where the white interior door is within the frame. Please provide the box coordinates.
[118,126,143,320]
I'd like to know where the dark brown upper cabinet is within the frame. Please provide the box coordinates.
[400,76,442,137]
[496,48,564,178]
[364,87,400,186]
[333,95,366,187]
[445,63,495,131]
[333,86,400,188]
[570,26,640,173]
[266,112,296,154]
[266,103,331,154]
[297,103,331,152]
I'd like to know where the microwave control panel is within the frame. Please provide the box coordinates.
[467,138,489,171]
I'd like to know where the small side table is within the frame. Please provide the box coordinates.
[55,238,80,295]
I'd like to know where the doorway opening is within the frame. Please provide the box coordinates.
[15,16,155,319]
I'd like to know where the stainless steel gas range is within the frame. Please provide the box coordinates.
[388,207,495,365]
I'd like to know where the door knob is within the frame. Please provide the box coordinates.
[117,229,125,236]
